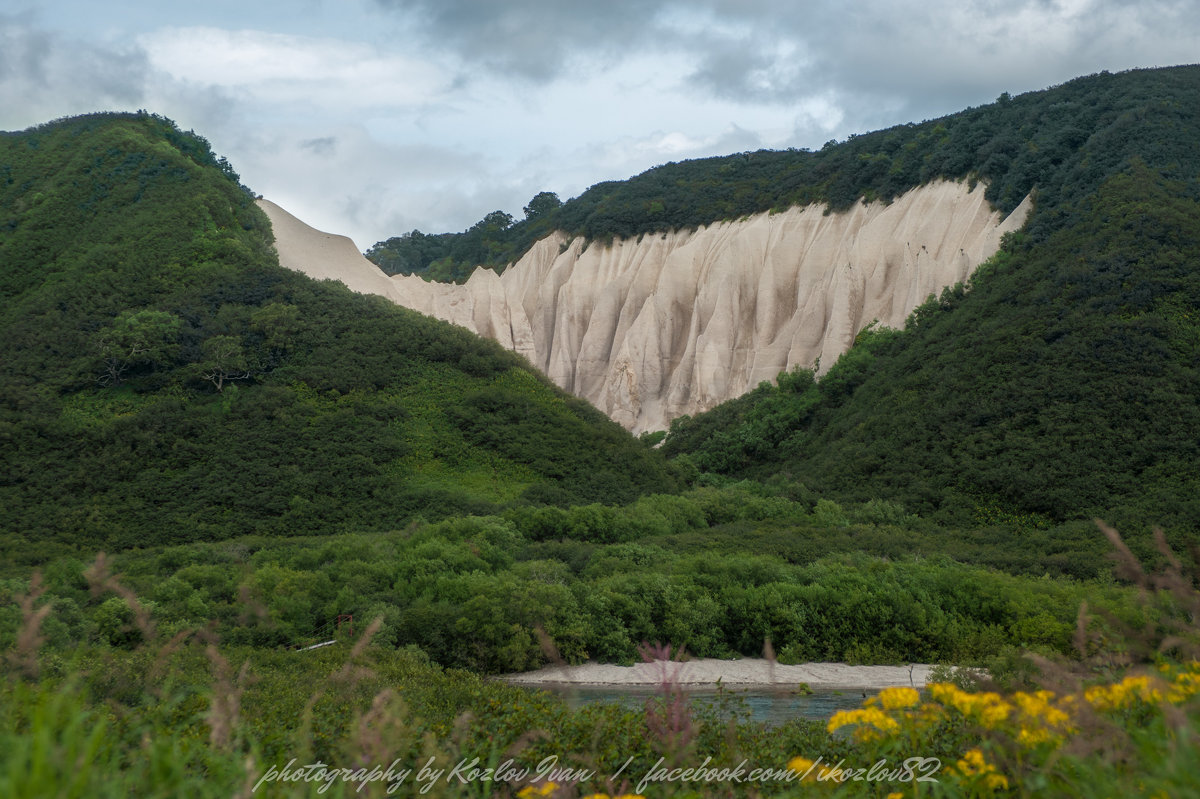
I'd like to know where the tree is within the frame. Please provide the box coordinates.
[197,335,250,392]
[473,210,514,233]
[523,191,562,220]
[250,302,301,367]
[95,309,182,386]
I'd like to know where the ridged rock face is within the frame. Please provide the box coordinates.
[259,181,1030,434]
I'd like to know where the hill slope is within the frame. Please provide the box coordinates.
[368,66,1200,276]
[272,181,1028,434]
[664,160,1200,528]
[0,113,677,561]
[358,66,1200,437]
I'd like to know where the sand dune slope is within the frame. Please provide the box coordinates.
[260,182,1029,433]
[258,198,407,302]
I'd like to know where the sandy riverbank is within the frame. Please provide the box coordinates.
[503,658,934,690]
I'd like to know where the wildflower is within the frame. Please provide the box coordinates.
[874,686,920,710]
[911,699,947,729]
[1010,689,1074,747]
[518,781,560,798]
[1012,690,1069,726]
[956,748,987,771]
[928,683,1012,727]
[1168,668,1200,704]
[828,706,901,734]
[788,757,818,781]
[953,748,1009,792]
[1085,674,1165,711]
[1016,725,1055,747]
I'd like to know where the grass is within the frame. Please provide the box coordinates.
[2,525,1200,796]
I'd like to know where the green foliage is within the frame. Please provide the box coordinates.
[0,113,677,554]
[661,366,822,473]
[638,429,666,447]
[4,600,1199,797]
[5,76,1200,798]
[93,596,142,648]
[94,309,183,386]
[365,201,552,284]
[195,334,249,391]
[650,68,1200,532]
[449,377,677,507]
[2,489,1155,676]
[367,66,1200,283]
[522,191,562,220]
[665,161,1200,530]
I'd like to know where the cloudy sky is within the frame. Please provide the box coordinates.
[2,1,1196,250]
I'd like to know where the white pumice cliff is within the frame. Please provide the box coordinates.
[259,181,1030,434]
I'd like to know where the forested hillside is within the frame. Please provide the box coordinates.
[4,76,1200,799]
[0,113,677,562]
[358,65,1200,532]
[367,66,1200,282]
[662,69,1200,530]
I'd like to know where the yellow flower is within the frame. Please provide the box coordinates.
[1169,669,1200,704]
[886,793,905,799]
[927,682,959,704]
[928,684,1012,727]
[1085,674,1165,711]
[876,686,920,710]
[1008,688,1074,747]
[827,707,900,737]
[1016,725,1055,747]
[912,700,947,729]
[955,748,987,773]
[985,773,1010,791]
[1129,675,1163,703]
[953,748,1008,792]
[518,782,560,799]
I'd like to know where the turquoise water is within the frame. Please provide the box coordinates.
[532,684,874,726]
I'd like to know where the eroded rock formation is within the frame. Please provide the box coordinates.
[259,180,1030,433]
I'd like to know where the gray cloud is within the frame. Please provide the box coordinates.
[375,0,1200,131]
[6,0,1195,249]
[706,123,763,154]
[301,136,338,156]
[689,0,1200,124]
[0,14,148,129]
[375,0,668,79]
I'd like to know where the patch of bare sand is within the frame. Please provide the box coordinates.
[261,185,1031,435]
[257,198,406,301]
[503,658,933,690]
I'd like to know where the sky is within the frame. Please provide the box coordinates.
[2,1,1197,251]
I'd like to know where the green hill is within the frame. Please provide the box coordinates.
[358,65,1200,530]
[662,68,1200,530]
[367,66,1200,281]
[0,113,677,562]
[3,88,1200,799]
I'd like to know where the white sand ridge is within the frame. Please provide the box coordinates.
[260,181,1029,434]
